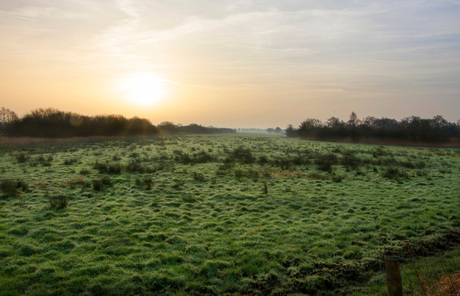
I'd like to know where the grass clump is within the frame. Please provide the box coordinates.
[15,152,29,163]
[382,167,407,180]
[47,194,68,211]
[94,162,122,174]
[0,179,28,198]
[135,176,153,190]
[315,153,338,172]
[92,176,113,191]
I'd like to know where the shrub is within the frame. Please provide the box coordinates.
[48,195,68,211]
[182,195,199,203]
[80,169,91,175]
[229,147,255,164]
[193,172,206,182]
[136,177,153,190]
[382,167,406,180]
[234,169,244,181]
[172,179,184,189]
[1,179,28,198]
[306,172,329,180]
[101,176,113,187]
[315,153,338,172]
[107,163,122,174]
[341,152,361,169]
[92,177,113,191]
[66,177,90,189]
[92,179,103,191]
[126,160,155,174]
[94,162,122,174]
[36,155,53,166]
[63,158,78,165]
[15,153,29,163]
[332,175,345,183]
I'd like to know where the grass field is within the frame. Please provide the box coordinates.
[0,134,459,295]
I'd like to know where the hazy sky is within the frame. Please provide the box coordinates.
[1,0,459,128]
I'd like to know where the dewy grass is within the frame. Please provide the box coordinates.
[0,134,459,295]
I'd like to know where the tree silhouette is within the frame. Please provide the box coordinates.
[287,113,459,142]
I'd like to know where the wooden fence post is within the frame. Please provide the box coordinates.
[385,256,403,296]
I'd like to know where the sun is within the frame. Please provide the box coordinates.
[117,73,167,106]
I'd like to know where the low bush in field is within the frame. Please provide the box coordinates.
[382,167,407,180]
[47,195,68,211]
[0,179,28,197]
[193,172,206,182]
[65,177,90,189]
[126,160,156,174]
[63,158,78,165]
[315,153,338,172]
[228,146,255,164]
[35,154,53,166]
[135,176,153,190]
[15,152,29,163]
[341,151,361,169]
[94,162,122,174]
[93,176,113,191]
[234,169,260,182]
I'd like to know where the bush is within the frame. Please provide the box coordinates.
[37,155,53,166]
[126,160,155,174]
[182,195,199,203]
[92,179,103,191]
[315,153,338,172]
[48,195,68,211]
[92,177,113,191]
[332,175,345,183]
[382,167,406,180]
[101,176,113,187]
[136,177,153,190]
[341,152,361,169]
[79,169,91,175]
[66,177,90,189]
[193,172,206,182]
[94,162,122,174]
[15,153,29,163]
[229,147,255,164]
[1,179,28,198]
[63,158,78,165]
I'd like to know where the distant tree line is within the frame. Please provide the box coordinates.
[287,112,460,143]
[1,108,235,138]
[157,122,235,135]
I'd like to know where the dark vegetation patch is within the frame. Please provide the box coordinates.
[0,179,28,198]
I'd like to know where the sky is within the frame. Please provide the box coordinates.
[1,0,459,128]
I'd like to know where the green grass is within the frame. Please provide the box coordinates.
[347,247,460,295]
[0,134,459,295]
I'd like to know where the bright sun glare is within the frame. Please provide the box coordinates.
[118,73,166,106]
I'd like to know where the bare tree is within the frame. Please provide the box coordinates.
[0,107,18,125]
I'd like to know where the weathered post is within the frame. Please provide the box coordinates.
[385,256,403,296]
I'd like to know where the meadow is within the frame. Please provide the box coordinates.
[0,134,459,295]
